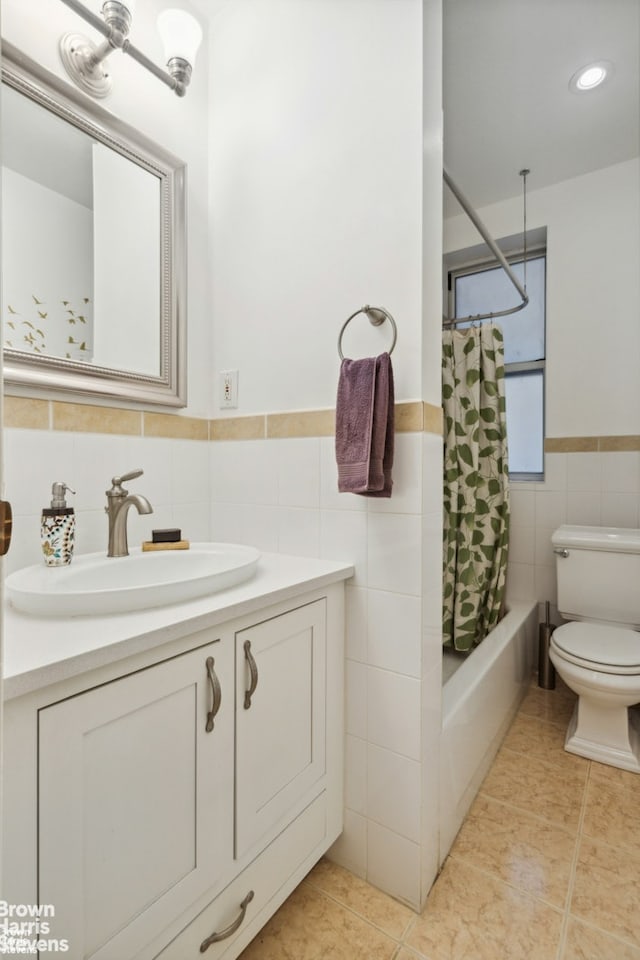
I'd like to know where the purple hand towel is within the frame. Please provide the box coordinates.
[335,352,394,497]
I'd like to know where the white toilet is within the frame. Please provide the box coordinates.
[549,524,640,773]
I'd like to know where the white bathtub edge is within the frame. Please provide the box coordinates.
[439,600,538,867]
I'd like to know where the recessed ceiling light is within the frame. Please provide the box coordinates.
[569,60,614,93]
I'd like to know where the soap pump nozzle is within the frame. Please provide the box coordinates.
[50,482,76,510]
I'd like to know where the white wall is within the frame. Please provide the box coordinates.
[210,0,424,414]
[445,159,640,439]
[4,428,211,574]
[208,0,443,910]
[2,0,212,416]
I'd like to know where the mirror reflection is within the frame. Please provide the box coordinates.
[2,82,161,376]
[3,83,94,364]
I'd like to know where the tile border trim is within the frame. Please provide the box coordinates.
[52,402,142,437]
[2,397,443,439]
[545,436,640,453]
[8,397,637,450]
[3,396,50,431]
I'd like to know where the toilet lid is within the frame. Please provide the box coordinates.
[553,622,640,672]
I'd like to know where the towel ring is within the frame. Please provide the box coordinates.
[337,305,397,360]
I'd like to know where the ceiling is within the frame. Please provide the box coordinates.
[443,0,640,216]
[80,0,639,220]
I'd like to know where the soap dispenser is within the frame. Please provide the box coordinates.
[41,482,76,567]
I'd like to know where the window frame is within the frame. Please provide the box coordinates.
[447,246,547,481]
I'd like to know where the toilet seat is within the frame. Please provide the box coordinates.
[552,622,640,675]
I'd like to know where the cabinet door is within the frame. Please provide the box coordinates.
[38,637,234,960]
[235,599,326,858]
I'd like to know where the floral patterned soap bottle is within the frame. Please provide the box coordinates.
[41,482,76,566]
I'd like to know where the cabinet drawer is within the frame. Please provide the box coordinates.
[155,792,327,960]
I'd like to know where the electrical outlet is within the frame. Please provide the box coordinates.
[220,369,239,409]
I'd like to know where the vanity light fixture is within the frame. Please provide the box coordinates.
[569,60,614,93]
[59,0,202,99]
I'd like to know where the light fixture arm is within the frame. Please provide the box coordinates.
[59,0,195,98]
[125,44,191,96]
[62,0,129,57]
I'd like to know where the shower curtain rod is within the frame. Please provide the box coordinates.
[443,167,529,328]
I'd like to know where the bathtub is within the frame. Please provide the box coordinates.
[439,600,538,864]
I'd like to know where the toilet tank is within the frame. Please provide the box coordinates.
[552,525,640,628]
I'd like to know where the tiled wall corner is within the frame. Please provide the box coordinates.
[366,820,422,910]
[210,421,435,909]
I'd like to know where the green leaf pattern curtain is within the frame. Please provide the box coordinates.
[442,322,509,652]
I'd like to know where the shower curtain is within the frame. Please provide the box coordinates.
[442,322,509,652]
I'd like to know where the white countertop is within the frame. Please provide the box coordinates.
[3,553,354,700]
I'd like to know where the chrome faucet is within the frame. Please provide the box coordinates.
[106,469,153,557]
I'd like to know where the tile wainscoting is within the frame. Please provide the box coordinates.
[510,444,640,615]
[205,403,445,907]
[3,396,443,441]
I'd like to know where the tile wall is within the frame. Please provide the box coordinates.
[3,398,211,575]
[508,446,640,619]
[209,406,444,909]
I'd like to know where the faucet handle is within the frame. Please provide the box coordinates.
[107,469,144,498]
[112,469,144,486]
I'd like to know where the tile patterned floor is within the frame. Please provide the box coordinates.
[238,678,640,960]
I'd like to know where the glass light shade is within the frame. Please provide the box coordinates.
[157,9,203,67]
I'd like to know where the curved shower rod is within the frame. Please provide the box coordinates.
[443,167,530,328]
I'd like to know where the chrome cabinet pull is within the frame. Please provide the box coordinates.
[243,640,258,709]
[205,656,222,733]
[199,890,254,952]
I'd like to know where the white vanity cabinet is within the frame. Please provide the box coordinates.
[154,594,339,960]
[2,572,347,960]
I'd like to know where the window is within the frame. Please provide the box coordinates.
[449,250,546,480]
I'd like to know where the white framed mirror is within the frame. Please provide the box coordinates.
[1,41,187,407]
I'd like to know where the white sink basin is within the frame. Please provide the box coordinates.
[6,543,261,617]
